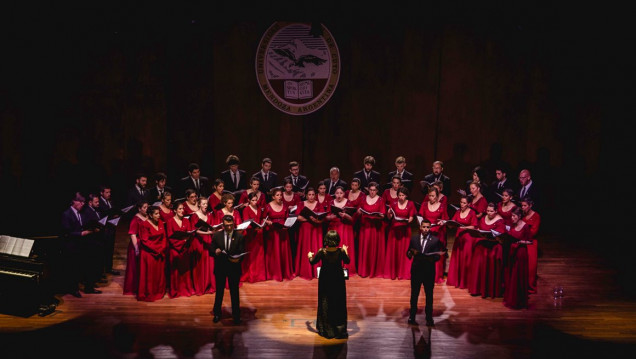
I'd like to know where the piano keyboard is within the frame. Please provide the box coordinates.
[0,268,37,279]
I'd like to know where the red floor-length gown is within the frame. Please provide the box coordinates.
[445,209,478,289]
[327,199,357,276]
[190,211,215,295]
[383,200,416,280]
[263,203,294,281]
[294,201,325,280]
[137,220,167,302]
[357,196,386,278]
[467,217,506,298]
[123,214,145,295]
[241,205,266,283]
[166,216,195,298]
[503,223,530,309]
[524,211,541,294]
[419,201,449,283]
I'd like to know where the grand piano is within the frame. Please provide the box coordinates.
[0,235,59,317]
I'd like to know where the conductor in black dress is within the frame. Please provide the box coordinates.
[407,218,441,327]
[210,214,246,324]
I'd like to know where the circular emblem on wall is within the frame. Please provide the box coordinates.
[255,22,340,116]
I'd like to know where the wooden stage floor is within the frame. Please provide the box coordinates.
[1,228,635,359]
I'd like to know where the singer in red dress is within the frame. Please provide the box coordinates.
[467,203,506,298]
[521,198,541,294]
[215,193,242,225]
[158,192,175,223]
[384,186,416,280]
[183,189,199,217]
[316,181,332,213]
[418,187,449,284]
[137,206,167,302]
[326,186,357,276]
[239,177,267,211]
[496,189,517,226]
[445,195,478,289]
[382,175,401,207]
[123,200,148,296]
[241,192,266,283]
[282,179,302,208]
[468,181,488,220]
[356,182,386,278]
[166,202,195,298]
[503,208,531,309]
[190,197,216,295]
[207,179,225,216]
[263,188,294,281]
[294,188,327,280]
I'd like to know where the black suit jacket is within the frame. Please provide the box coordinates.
[209,230,245,276]
[353,169,382,193]
[489,178,519,203]
[252,171,278,195]
[178,176,210,198]
[146,185,173,204]
[387,170,414,191]
[284,174,310,195]
[422,173,451,197]
[518,182,541,211]
[407,232,441,274]
[126,186,149,207]
[324,178,348,196]
[61,207,84,238]
[220,169,248,193]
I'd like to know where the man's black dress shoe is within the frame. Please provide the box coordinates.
[85,288,102,294]
[233,319,242,325]
[407,318,418,325]
[71,291,82,298]
[426,319,435,327]
[108,270,121,276]
[213,316,220,323]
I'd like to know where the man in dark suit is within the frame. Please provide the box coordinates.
[406,219,441,327]
[60,192,99,298]
[178,162,210,199]
[387,156,414,192]
[210,215,245,324]
[220,154,248,194]
[251,157,278,199]
[80,193,106,293]
[489,165,518,204]
[284,160,309,198]
[97,185,120,276]
[126,172,149,207]
[324,166,347,196]
[421,160,451,198]
[518,168,541,211]
[353,155,382,194]
[146,172,172,205]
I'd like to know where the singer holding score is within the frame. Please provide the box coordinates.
[210,215,246,325]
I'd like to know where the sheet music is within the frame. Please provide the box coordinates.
[284,216,297,227]
[0,235,9,253]
[0,235,34,257]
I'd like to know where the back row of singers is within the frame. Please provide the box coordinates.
[158,155,452,201]
[134,154,539,219]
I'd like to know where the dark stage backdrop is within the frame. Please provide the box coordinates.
[1,4,632,248]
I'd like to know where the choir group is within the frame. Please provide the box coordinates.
[75,154,542,310]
